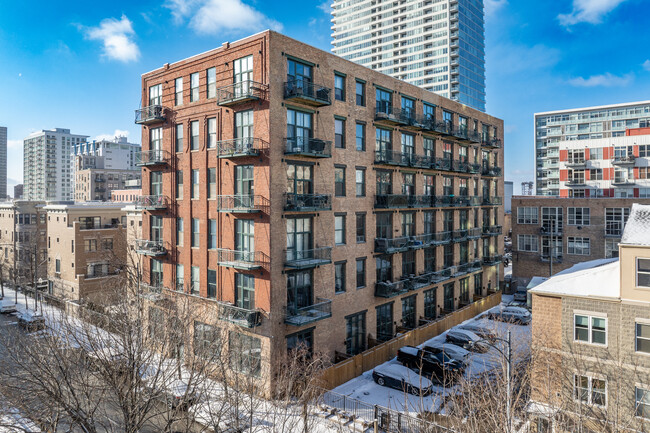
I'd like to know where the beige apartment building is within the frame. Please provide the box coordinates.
[529,203,650,432]
[135,30,504,388]
[74,165,141,202]
[0,200,47,285]
[45,202,127,305]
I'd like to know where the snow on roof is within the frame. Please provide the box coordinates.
[529,258,620,299]
[526,276,548,289]
[621,203,650,246]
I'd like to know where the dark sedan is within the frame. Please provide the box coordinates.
[445,330,489,353]
[372,363,434,396]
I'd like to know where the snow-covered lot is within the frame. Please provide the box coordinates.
[332,297,531,416]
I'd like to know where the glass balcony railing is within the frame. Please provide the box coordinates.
[284,247,332,269]
[374,236,410,254]
[217,302,262,328]
[135,195,169,210]
[216,195,269,213]
[375,279,411,298]
[285,298,332,326]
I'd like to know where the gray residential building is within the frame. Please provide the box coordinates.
[0,127,7,199]
[331,0,486,111]
[13,184,23,200]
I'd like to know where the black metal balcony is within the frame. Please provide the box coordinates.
[374,194,434,209]
[284,79,331,106]
[436,158,454,171]
[374,105,419,127]
[432,121,455,136]
[135,149,170,166]
[284,193,331,212]
[285,298,332,326]
[482,255,503,266]
[94,177,106,183]
[135,195,169,211]
[216,195,269,213]
[216,249,269,270]
[452,195,474,207]
[217,302,262,328]
[95,187,106,193]
[217,80,268,106]
[284,247,332,269]
[134,239,167,257]
[482,137,502,148]
[612,155,636,165]
[374,236,410,254]
[284,137,332,158]
[374,150,411,166]
[375,280,411,298]
[468,163,481,174]
[216,137,268,158]
[468,227,482,239]
[468,259,483,272]
[453,229,469,242]
[482,225,502,236]
[482,196,503,206]
[481,166,502,177]
[135,105,165,125]
[430,268,454,283]
[435,195,454,207]
[454,161,472,173]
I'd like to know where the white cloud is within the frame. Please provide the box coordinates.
[94,129,131,142]
[165,0,282,35]
[484,0,508,17]
[643,60,650,72]
[558,0,627,27]
[568,72,633,87]
[84,15,140,62]
[317,1,331,14]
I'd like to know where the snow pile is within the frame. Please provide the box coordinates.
[621,203,650,246]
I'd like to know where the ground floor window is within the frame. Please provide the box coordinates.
[574,374,606,407]
[424,288,436,320]
[376,303,393,342]
[401,295,416,329]
[287,328,314,357]
[346,311,366,356]
[229,331,261,377]
[193,321,220,360]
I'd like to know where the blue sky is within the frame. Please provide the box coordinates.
[1,0,649,194]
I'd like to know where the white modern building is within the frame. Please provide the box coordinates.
[535,101,650,196]
[0,126,6,199]
[23,128,88,201]
[330,0,486,112]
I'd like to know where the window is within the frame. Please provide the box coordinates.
[101,238,113,250]
[335,166,346,196]
[191,218,200,247]
[574,313,606,345]
[236,273,255,310]
[356,213,366,243]
[636,387,650,419]
[191,169,199,199]
[638,258,650,288]
[190,72,199,102]
[176,264,184,291]
[191,266,200,294]
[191,120,199,150]
[541,207,563,233]
[208,219,217,249]
[229,331,261,377]
[287,329,314,356]
[175,124,183,152]
[207,269,217,298]
[334,74,345,101]
[355,122,365,151]
[149,83,162,105]
[346,311,366,355]
[402,212,415,237]
[605,238,619,258]
[335,215,346,245]
[636,322,650,353]
[175,77,183,106]
[424,288,436,319]
[517,207,538,224]
[206,67,216,98]
[335,261,346,293]
[402,295,416,329]
[376,170,392,195]
[574,375,606,406]
[567,237,590,255]
[606,207,630,236]
[356,168,366,196]
[474,273,483,296]
[590,168,603,180]
[234,55,253,89]
[207,117,217,149]
[208,168,216,199]
[286,109,312,150]
[84,239,97,252]
[376,87,392,114]
[401,96,415,119]
[402,250,415,276]
[568,207,590,225]
[55,259,61,273]
[335,118,345,148]
[376,303,393,342]
[176,170,183,199]
[355,80,365,106]
[403,173,415,196]
[424,247,436,273]
[150,127,162,152]
[459,277,470,304]
[356,258,366,289]
[424,175,435,196]
[176,218,184,246]
[376,212,392,239]
[193,321,219,358]
[517,234,538,252]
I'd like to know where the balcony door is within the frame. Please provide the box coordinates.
[235,273,255,311]
[401,295,416,329]
[235,219,254,261]
[235,165,254,207]
[149,84,162,106]
[444,282,455,311]
[287,109,312,150]
[235,110,254,147]
[150,171,163,197]
[287,163,312,195]
[233,55,253,97]
[150,215,163,242]
[346,311,366,356]
[286,217,312,262]
[287,270,312,314]
[287,59,312,95]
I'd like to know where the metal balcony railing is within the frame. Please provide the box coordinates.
[284,247,332,269]
[215,137,268,158]
[78,222,120,230]
[433,121,455,135]
[374,149,411,166]
[284,137,332,158]
[453,229,469,242]
[134,239,167,256]
[135,105,165,125]
[374,104,420,127]
[482,138,502,148]
[285,298,332,326]
[468,227,482,239]
[216,195,269,213]
[216,249,269,270]
[482,255,503,265]
[284,193,332,212]
[284,79,331,106]
[482,225,503,236]
[481,166,502,177]
[612,178,635,185]
[135,149,169,166]
[565,158,586,167]
[374,236,410,253]
[430,267,453,283]
[566,179,586,186]
[374,194,434,209]
[482,196,503,206]
[375,280,411,298]
[217,302,262,328]
[216,80,268,106]
[94,177,106,183]
[612,155,635,165]
[135,195,169,210]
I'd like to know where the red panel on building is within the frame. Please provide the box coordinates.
[585,170,590,181]
[559,149,568,162]
[585,189,590,197]
[635,188,640,198]
[626,127,650,136]
[560,189,569,197]
[560,169,568,181]
[584,148,590,160]
[633,145,640,157]
[603,167,610,180]
[603,147,611,159]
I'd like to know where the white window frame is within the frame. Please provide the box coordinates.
[573,312,607,346]
[574,374,607,407]
[517,207,538,224]
[567,207,590,226]
[637,258,650,288]
[567,236,590,256]
[636,386,650,419]
[517,234,538,252]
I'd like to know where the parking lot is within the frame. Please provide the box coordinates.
[331,297,531,415]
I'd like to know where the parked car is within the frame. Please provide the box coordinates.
[372,363,433,396]
[458,322,498,343]
[445,330,489,353]
[397,346,464,382]
[17,311,45,332]
[486,307,531,325]
[0,301,17,314]
[513,289,528,303]
[422,342,471,365]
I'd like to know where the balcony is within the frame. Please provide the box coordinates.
[566,179,586,186]
[452,195,477,207]
[482,225,502,236]
[482,255,503,266]
[78,222,120,230]
[432,121,455,136]
[285,298,332,326]
[375,280,411,298]
[284,137,332,158]
[374,150,410,167]
[215,137,268,158]
[284,193,332,212]
[139,282,164,302]
[216,249,269,270]
[374,236,410,254]
[95,187,106,193]
[94,177,106,183]
[216,80,268,107]
[565,158,586,168]
[135,195,169,211]
[134,239,167,257]
[135,149,169,166]
[481,166,502,177]
[453,229,469,242]
[481,137,502,148]
[284,247,332,269]
[217,302,262,328]
[612,178,635,186]
[374,194,434,209]
[612,155,636,165]
[284,80,331,106]
[482,196,503,206]
[135,105,165,125]
[468,227,482,239]
[216,195,269,213]
[374,105,419,127]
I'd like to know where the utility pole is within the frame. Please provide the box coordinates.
[505,330,512,433]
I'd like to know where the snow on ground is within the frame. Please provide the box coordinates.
[332,300,531,417]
